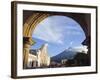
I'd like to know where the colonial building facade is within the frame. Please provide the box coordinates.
[27,43,50,68]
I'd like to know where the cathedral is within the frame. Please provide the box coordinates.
[27,43,50,68]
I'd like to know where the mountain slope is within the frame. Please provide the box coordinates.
[51,49,77,63]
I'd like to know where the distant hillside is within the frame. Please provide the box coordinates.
[51,48,77,63]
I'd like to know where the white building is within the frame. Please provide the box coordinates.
[27,43,50,68]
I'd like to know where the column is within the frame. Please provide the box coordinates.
[23,37,35,69]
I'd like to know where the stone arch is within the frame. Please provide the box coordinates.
[23,13,50,37]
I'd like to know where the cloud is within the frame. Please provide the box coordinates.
[70,41,73,45]
[33,20,64,44]
[73,45,88,54]
[66,31,82,35]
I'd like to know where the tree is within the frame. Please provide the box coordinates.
[74,52,90,66]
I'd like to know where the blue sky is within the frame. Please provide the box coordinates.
[31,15,86,57]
